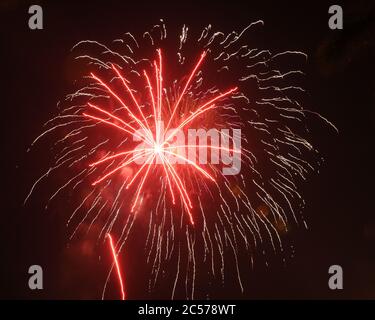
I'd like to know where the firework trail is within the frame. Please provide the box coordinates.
[25,19,337,299]
[107,233,126,300]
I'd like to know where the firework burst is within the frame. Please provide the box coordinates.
[25,19,337,299]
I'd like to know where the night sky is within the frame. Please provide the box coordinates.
[1,0,374,299]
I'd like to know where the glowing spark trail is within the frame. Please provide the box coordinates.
[26,19,337,299]
[107,233,126,300]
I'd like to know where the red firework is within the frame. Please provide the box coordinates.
[26,20,334,299]
[83,49,238,225]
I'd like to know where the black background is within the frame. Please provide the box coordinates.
[1,0,374,299]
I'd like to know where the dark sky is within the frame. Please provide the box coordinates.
[1,0,374,299]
